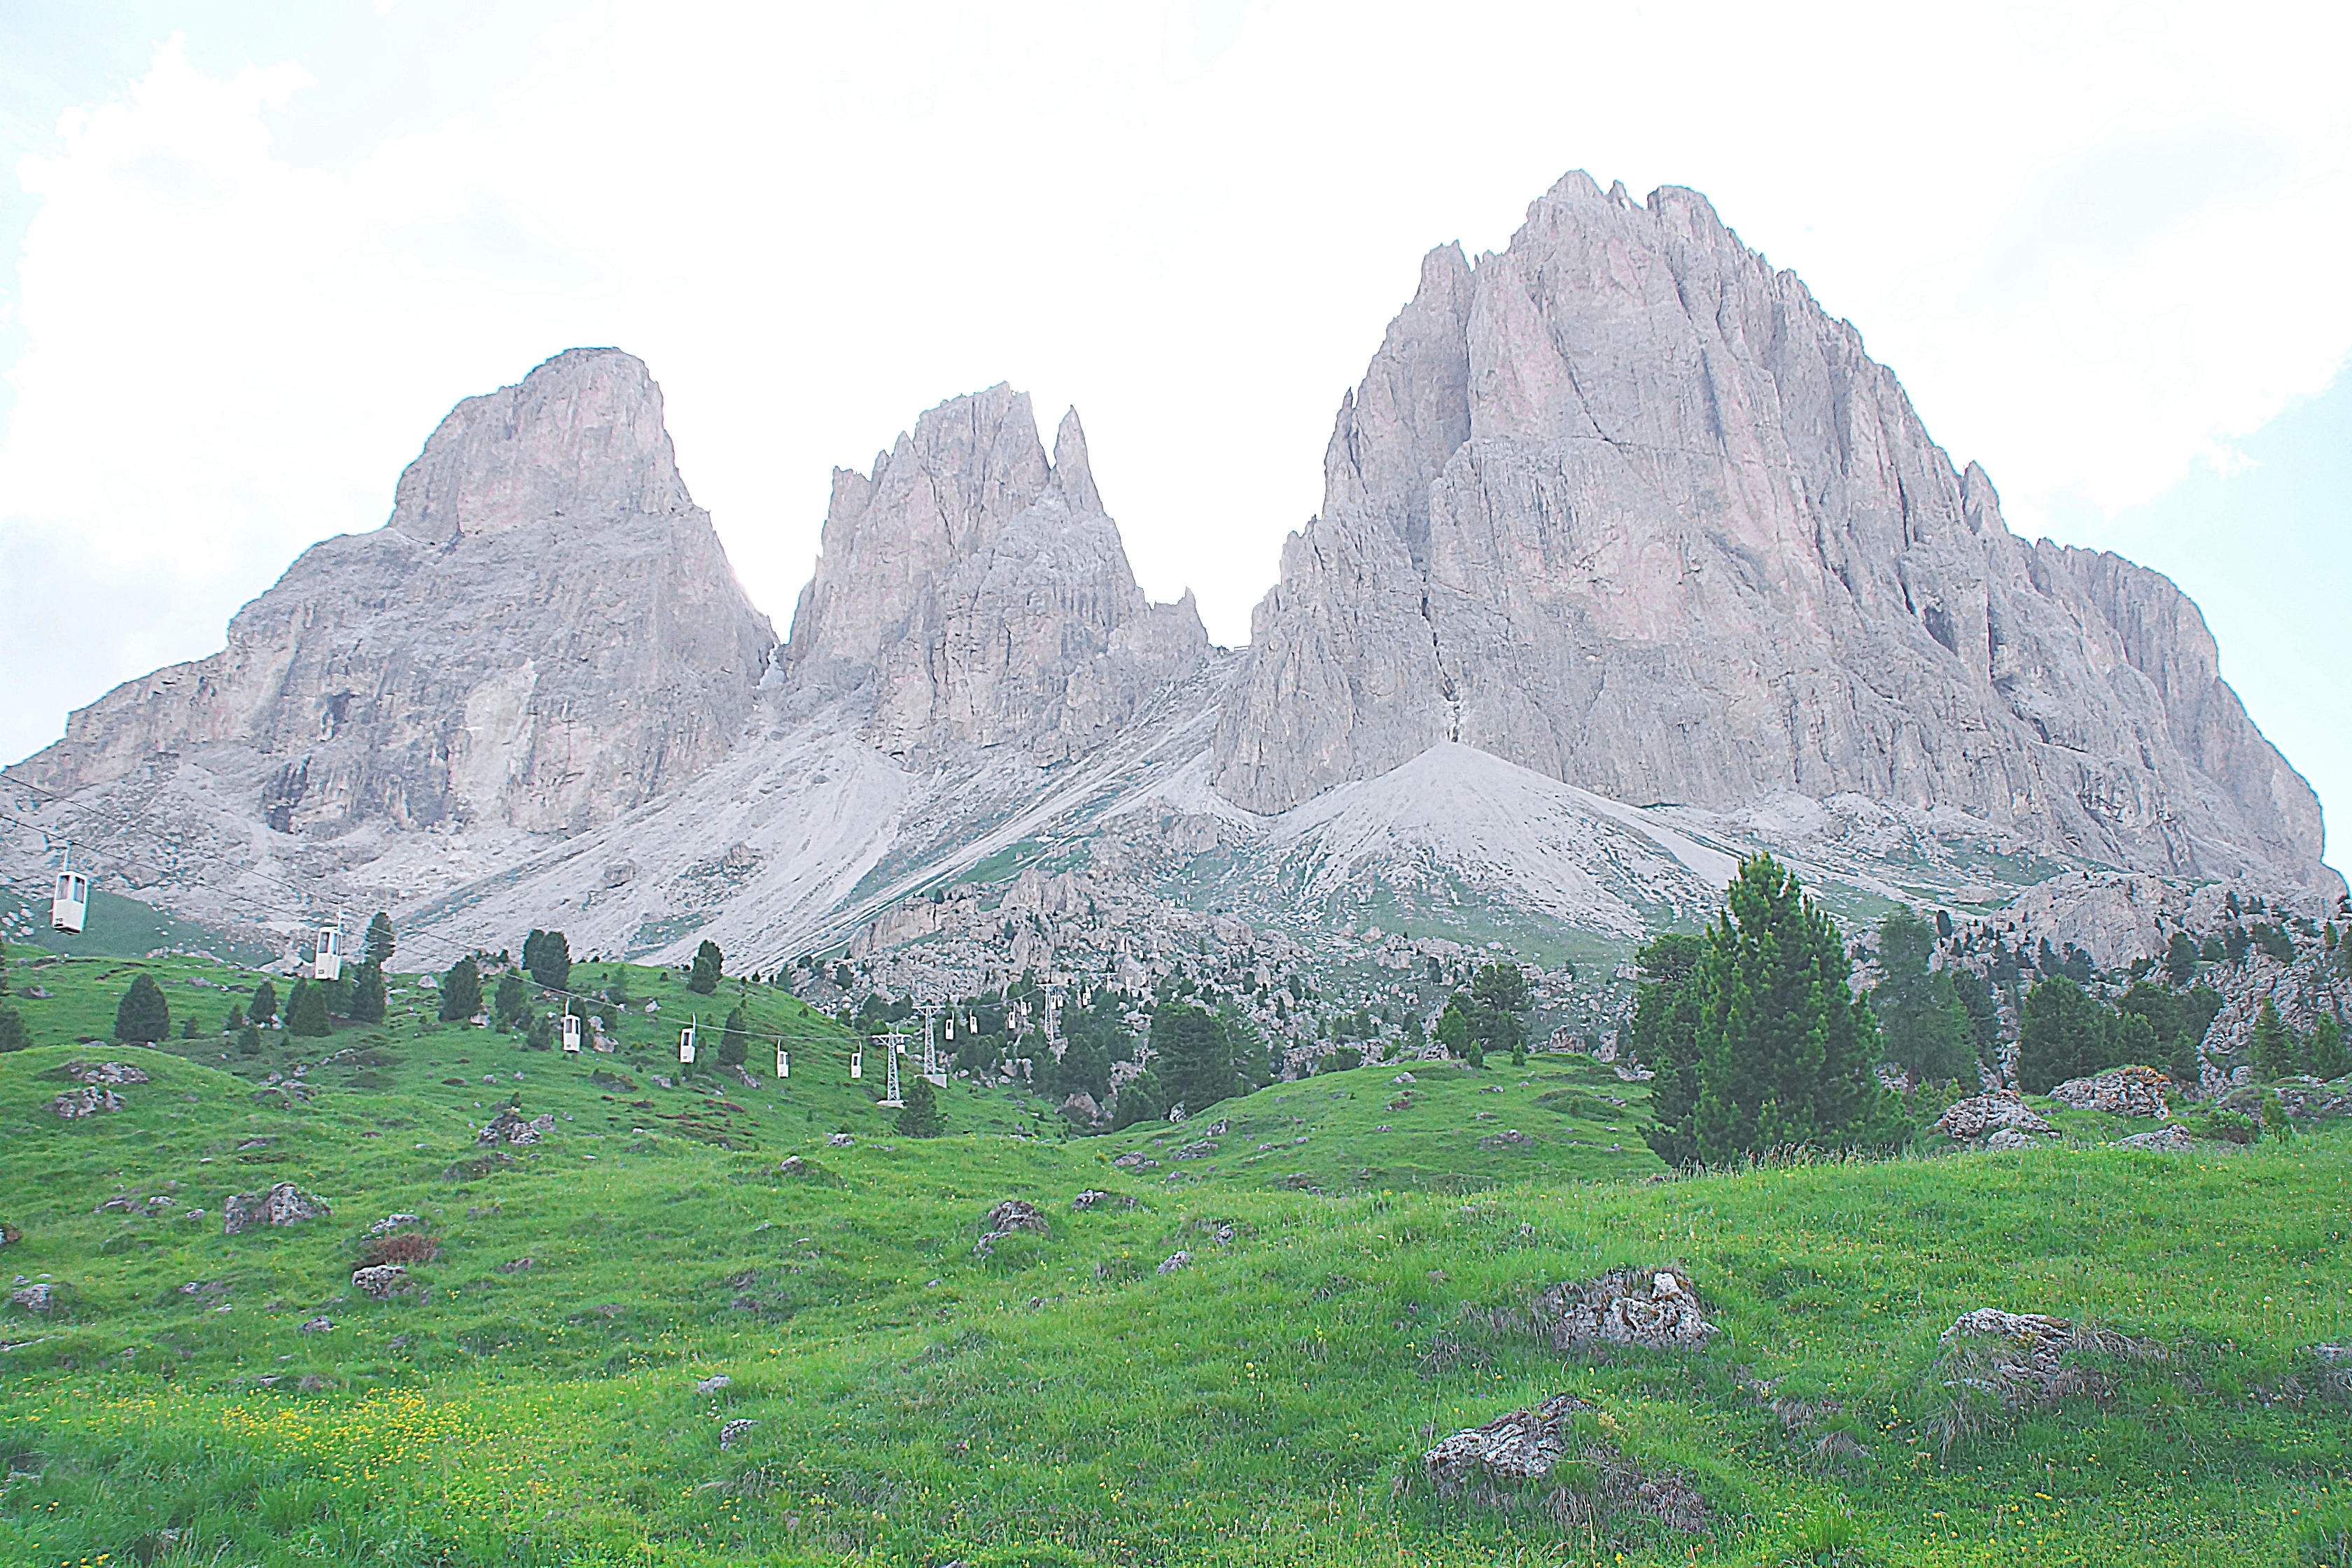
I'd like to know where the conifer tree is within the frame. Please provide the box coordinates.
[0,1009,26,1053]
[2251,998,2297,1082]
[2017,977,2109,1091]
[1871,909,1977,1086]
[1149,1002,1233,1114]
[493,971,528,1028]
[525,929,572,992]
[1633,934,1706,1166]
[718,1005,749,1069]
[895,1072,946,1138]
[1112,1067,1168,1128]
[347,962,386,1024]
[1653,855,1889,1163]
[438,957,483,1023]
[249,979,279,1026]
[115,972,170,1044]
[2307,1015,2349,1081]
[224,1004,246,1032]
[236,1022,262,1057]
[687,939,723,995]
[284,979,332,1038]
[2164,930,2200,983]
[363,911,396,966]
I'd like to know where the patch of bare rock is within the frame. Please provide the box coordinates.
[2048,1065,2171,1119]
[477,1107,556,1146]
[972,1199,1049,1257]
[223,1184,330,1236]
[1422,1392,1707,1534]
[1511,1268,1718,1352]
[1934,1091,2057,1148]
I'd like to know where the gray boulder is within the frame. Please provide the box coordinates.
[223,1184,331,1236]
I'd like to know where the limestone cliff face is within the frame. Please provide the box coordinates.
[1214,173,2331,890]
[780,385,1210,759]
[20,348,775,834]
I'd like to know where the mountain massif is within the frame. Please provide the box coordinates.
[6,174,2339,1058]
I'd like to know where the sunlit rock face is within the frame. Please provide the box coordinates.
[22,347,776,834]
[780,384,1208,761]
[1214,172,2330,891]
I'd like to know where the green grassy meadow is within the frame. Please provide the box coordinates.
[1,942,2348,1567]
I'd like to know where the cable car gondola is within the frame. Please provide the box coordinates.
[50,848,88,935]
[561,1014,583,1054]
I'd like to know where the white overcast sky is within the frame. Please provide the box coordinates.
[1,0,2346,874]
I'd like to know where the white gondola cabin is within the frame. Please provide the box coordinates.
[561,1014,583,1054]
[312,926,344,983]
[50,853,88,934]
[849,1048,863,1079]
[678,1025,697,1065]
[775,1046,790,1079]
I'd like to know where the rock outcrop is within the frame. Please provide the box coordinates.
[1214,173,2332,893]
[1935,1091,2058,1144]
[20,349,774,838]
[780,386,1209,760]
[1527,1267,1716,1350]
[2049,1065,2171,1119]
[222,1183,330,1235]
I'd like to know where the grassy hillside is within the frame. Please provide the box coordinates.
[1,943,2347,1567]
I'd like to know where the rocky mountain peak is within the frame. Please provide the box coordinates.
[783,386,1208,758]
[1216,169,2334,892]
[387,347,691,545]
[20,348,774,839]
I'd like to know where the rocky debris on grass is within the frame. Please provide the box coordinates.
[52,1086,127,1119]
[1524,1268,1717,1352]
[1422,1392,1708,1534]
[1072,1189,1112,1210]
[300,1316,333,1334]
[1112,1151,1158,1170]
[8,1284,55,1314]
[365,1213,423,1238]
[973,1199,1050,1256]
[827,1133,855,1147]
[2049,1065,2171,1119]
[1158,1250,1191,1274]
[2307,1345,2352,1401]
[2111,1125,2197,1152]
[477,1107,556,1147]
[1934,1308,2161,1412]
[1387,1093,1415,1112]
[498,1257,533,1274]
[1391,1071,1416,1085]
[1983,1128,2051,1152]
[1170,1140,1217,1160]
[778,1156,808,1176]
[95,1196,134,1213]
[1478,1129,1533,1149]
[66,1062,152,1086]
[719,1419,757,1450]
[0,1223,18,1247]
[1935,1091,2057,1144]
[1060,1091,1105,1127]
[351,1265,407,1300]
[223,1184,331,1236]
[696,1374,732,1394]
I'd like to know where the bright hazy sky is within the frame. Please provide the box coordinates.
[2,1,2346,874]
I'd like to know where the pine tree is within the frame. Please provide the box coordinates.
[895,1072,946,1138]
[718,1005,749,1069]
[284,979,332,1037]
[1871,909,1977,1086]
[2307,1015,2349,1081]
[115,973,171,1044]
[363,911,396,966]
[236,1022,262,1057]
[493,972,528,1028]
[1667,855,1889,1163]
[688,939,723,995]
[0,943,9,997]
[347,962,386,1024]
[2251,998,2297,1082]
[1112,1068,1168,1128]
[1633,934,1706,1166]
[249,979,279,1026]
[2164,930,2200,983]
[526,929,571,993]
[224,1004,246,1032]
[2017,977,2108,1091]
[438,957,483,1023]
[1468,963,1531,1054]
[0,1009,26,1053]
[1149,1002,1233,1114]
